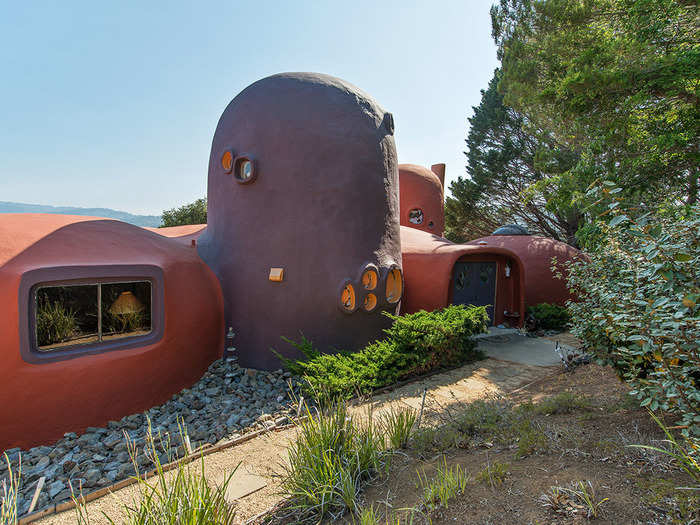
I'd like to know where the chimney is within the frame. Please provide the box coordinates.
[430,163,446,202]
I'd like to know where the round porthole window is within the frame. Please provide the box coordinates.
[363,293,377,312]
[233,156,256,184]
[385,268,403,304]
[221,150,234,173]
[361,268,378,290]
[340,283,356,312]
[408,209,424,225]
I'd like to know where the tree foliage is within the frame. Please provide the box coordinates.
[445,71,584,245]
[160,198,207,228]
[490,0,699,210]
[563,183,699,440]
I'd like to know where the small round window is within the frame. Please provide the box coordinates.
[233,156,256,184]
[363,293,377,312]
[385,268,403,304]
[340,283,356,312]
[408,209,424,225]
[361,268,378,290]
[221,150,234,173]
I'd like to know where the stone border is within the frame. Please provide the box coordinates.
[17,420,297,524]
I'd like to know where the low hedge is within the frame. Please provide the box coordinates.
[277,305,489,400]
[526,303,571,331]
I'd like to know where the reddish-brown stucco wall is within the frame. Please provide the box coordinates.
[467,235,582,307]
[400,226,525,326]
[0,214,223,450]
[399,164,445,237]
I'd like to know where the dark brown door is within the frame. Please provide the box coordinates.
[451,261,497,324]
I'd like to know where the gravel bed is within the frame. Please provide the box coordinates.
[0,358,299,516]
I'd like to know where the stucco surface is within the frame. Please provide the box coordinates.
[146,224,207,245]
[197,73,402,370]
[0,214,223,450]
[398,164,445,236]
[400,226,525,326]
[468,235,582,307]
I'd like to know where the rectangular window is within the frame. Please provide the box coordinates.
[35,281,152,351]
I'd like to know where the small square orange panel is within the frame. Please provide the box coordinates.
[269,267,284,282]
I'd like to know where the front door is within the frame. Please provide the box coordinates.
[451,261,497,324]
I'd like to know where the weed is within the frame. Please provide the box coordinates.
[538,485,570,516]
[476,461,509,487]
[280,402,388,521]
[0,453,21,525]
[354,505,421,525]
[515,420,548,457]
[382,407,417,450]
[72,418,237,525]
[637,478,700,522]
[354,504,382,525]
[410,426,466,458]
[629,410,700,487]
[541,481,609,519]
[561,480,609,519]
[417,457,469,511]
[532,392,591,415]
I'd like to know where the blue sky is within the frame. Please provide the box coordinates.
[0,1,498,215]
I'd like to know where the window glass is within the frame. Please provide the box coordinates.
[102,282,152,341]
[408,209,424,225]
[34,281,152,351]
[36,284,98,350]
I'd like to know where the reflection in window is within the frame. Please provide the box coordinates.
[408,209,424,225]
[35,281,152,351]
[102,282,152,342]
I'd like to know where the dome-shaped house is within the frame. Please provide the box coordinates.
[0,214,223,450]
[398,163,582,322]
[197,72,403,370]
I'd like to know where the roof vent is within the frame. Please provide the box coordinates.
[492,224,530,236]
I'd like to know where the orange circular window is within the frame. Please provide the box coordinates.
[221,150,233,173]
[340,283,356,311]
[385,268,402,304]
[363,293,377,312]
[361,268,378,290]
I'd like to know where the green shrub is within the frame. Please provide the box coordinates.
[527,303,571,330]
[36,300,76,346]
[279,305,488,400]
[564,182,700,441]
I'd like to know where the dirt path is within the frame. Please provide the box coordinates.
[35,357,555,524]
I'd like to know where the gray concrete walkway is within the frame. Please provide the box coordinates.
[476,328,570,366]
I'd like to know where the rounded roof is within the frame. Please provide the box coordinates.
[399,164,443,194]
[0,214,202,270]
[492,224,530,235]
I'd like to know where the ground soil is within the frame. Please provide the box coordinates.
[323,365,699,525]
[35,337,698,525]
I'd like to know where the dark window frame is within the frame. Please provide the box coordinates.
[19,265,164,364]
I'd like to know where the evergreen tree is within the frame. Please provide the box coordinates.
[446,71,583,245]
